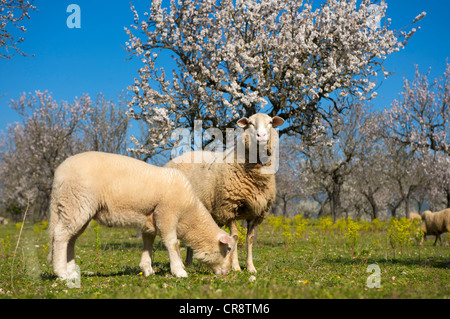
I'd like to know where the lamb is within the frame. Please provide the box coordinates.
[420,209,450,246]
[165,113,284,273]
[47,151,236,280]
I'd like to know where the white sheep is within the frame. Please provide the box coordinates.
[47,151,236,280]
[166,113,284,273]
[421,209,450,246]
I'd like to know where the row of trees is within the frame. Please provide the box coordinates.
[0,91,129,221]
[275,63,450,221]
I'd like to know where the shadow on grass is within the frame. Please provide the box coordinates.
[100,240,168,252]
[40,263,186,281]
[320,255,450,269]
[100,241,143,251]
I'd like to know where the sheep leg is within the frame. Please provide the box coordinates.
[52,222,71,280]
[164,234,188,278]
[176,240,186,269]
[184,247,194,267]
[229,220,241,271]
[432,234,441,246]
[156,210,188,278]
[246,219,259,273]
[140,232,156,276]
[66,221,90,279]
[53,211,91,280]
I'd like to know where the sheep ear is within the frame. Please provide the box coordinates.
[237,117,249,128]
[219,234,232,244]
[272,116,284,128]
[232,234,238,243]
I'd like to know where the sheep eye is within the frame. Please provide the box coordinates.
[227,246,232,253]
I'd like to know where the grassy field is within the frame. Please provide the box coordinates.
[0,216,449,299]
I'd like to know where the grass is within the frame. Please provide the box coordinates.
[0,217,449,299]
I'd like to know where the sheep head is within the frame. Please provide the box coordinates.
[236,113,284,170]
[193,232,238,275]
[237,113,284,144]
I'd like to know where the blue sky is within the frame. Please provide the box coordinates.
[0,0,449,132]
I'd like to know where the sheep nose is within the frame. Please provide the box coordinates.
[257,132,267,138]
[218,269,229,275]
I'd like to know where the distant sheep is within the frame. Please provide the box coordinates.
[48,152,236,280]
[421,209,450,246]
[166,113,284,273]
[408,213,422,221]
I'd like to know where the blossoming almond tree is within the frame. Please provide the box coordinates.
[0,0,35,59]
[385,63,450,155]
[125,0,425,158]
[384,63,450,208]
[0,91,91,220]
[0,91,130,221]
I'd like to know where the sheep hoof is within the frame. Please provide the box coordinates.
[173,269,188,278]
[142,269,155,277]
[247,267,257,274]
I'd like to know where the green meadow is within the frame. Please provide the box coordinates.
[0,216,448,299]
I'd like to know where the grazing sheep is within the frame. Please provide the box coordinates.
[166,113,284,273]
[408,213,422,221]
[421,209,450,246]
[48,152,236,280]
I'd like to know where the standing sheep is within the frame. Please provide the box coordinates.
[421,209,450,246]
[48,152,236,280]
[166,113,284,273]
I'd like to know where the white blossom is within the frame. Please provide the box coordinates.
[125,0,424,157]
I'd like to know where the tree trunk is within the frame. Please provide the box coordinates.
[282,196,288,220]
[446,187,450,209]
[330,182,342,223]
[404,197,410,219]
[390,199,403,218]
[366,192,378,221]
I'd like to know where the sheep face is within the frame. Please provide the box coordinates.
[237,113,284,145]
[236,113,284,170]
[193,233,237,275]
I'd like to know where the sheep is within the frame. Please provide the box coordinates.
[165,113,284,273]
[47,151,236,280]
[408,213,422,221]
[420,209,450,246]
